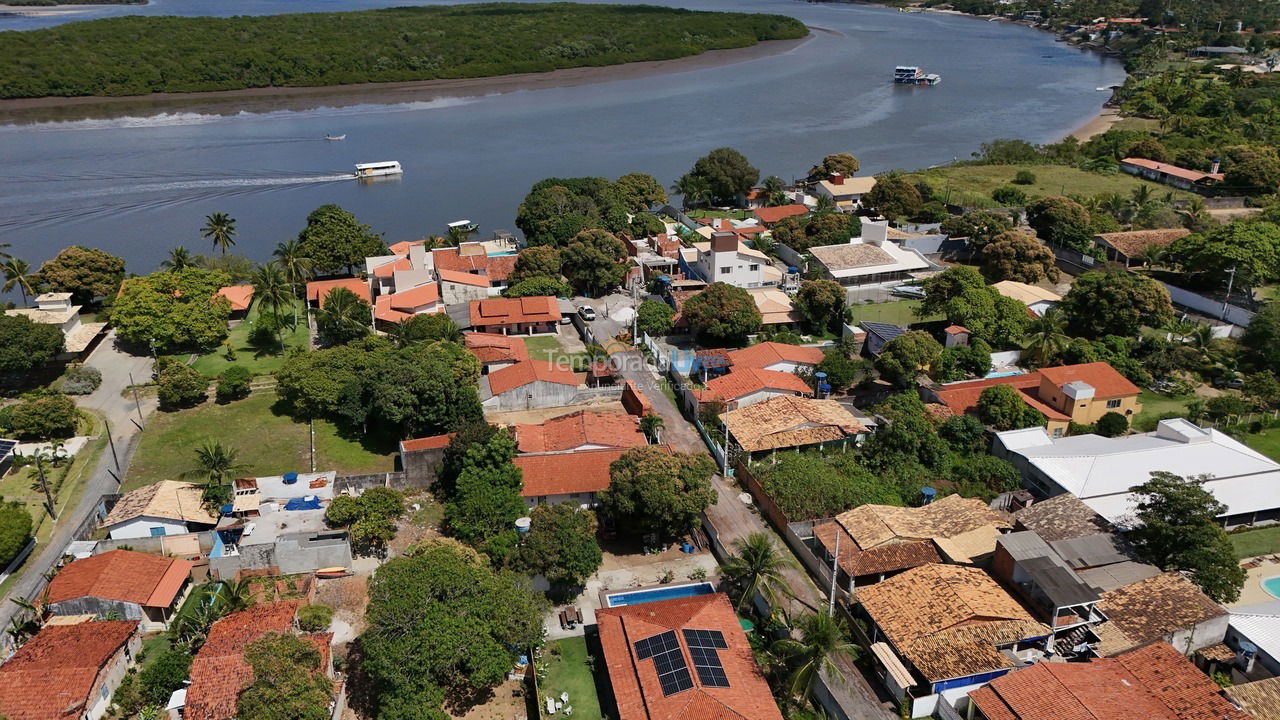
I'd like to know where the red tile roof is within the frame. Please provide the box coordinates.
[385,282,441,309]
[726,342,823,370]
[464,332,530,365]
[184,601,300,720]
[515,410,647,453]
[432,247,517,282]
[515,446,634,497]
[933,362,1138,423]
[47,549,193,609]
[704,367,812,402]
[1115,642,1249,720]
[944,325,970,335]
[438,268,493,287]
[0,621,138,720]
[1122,158,1224,183]
[387,240,423,255]
[400,433,454,452]
[305,278,371,308]
[372,256,412,279]
[469,296,561,328]
[487,360,582,395]
[1037,363,1142,399]
[374,295,412,324]
[597,593,784,720]
[214,285,254,312]
[753,204,809,225]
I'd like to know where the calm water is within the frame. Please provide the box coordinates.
[0,0,1125,274]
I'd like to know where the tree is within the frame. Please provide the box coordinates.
[1127,472,1246,603]
[976,385,1043,431]
[772,612,859,703]
[940,210,1014,250]
[1012,169,1038,185]
[200,212,236,255]
[111,267,232,351]
[615,172,667,211]
[863,175,922,222]
[503,276,570,298]
[559,229,627,296]
[636,299,675,337]
[1167,221,1280,290]
[516,184,601,246]
[156,358,208,409]
[361,539,546,712]
[1021,308,1070,367]
[809,152,859,179]
[757,450,899,520]
[216,365,252,403]
[1026,196,1093,252]
[721,532,796,612]
[671,173,714,210]
[600,446,715,539]
[3,390,78,440]
[315,287,371,346]
[677,147,759,206]
[939,414,986,454]
[1058,268,1172,337]
[639,413,664,443]
[794,280,845,334]
[935,341,992,381]
[295,205,385,274]
[1127,137,1168,162]
[443,428,524,553]
[816,347,870,391]
[682,283,761,344]
[980,231,1059,284]
[324,487,403,554]
[1243,301,1280,368]
[511,503,602,588]
[30,246,125,305]
[0,314,64,375]
[991,185,1028,206]
[0,501,32,568]
[272,239,314,301]
[137,648,192,706]
[162,246,193,271]
[1224,147,1280,195]
[507,246,562,286]
[251,263,293,344]
[768,214,859,253]
[236,633,333,720]
[1,258,34,306]
[1094,411,1129,437]
[184,439,248,486]
[391,313,462,346]
[874,330,942,388]
[630,212,666,238]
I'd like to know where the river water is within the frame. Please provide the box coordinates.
[0,0,1125,273]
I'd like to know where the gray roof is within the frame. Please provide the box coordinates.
[1014,494,1112,542]
[1022,555,1100,608]
[1048,534,1131,570]
[860,322,907,343]
[1077,561,1161,594]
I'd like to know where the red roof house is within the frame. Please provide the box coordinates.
[701,367,812,410]
[726,342,824,372]
[596,593,784,720]
[305,278,371,308]
[514,446,634,504]
[514,410,647,453]
[753,204,809,226]
[214,285,254,313]
[0,620,140,720]
[464,332,530,370]
[47,549,194,628]
[468,296,561,334]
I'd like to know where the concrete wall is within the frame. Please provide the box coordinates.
[1226,623,1280,676]
[276,533,352,576]
[401,445,447,489]
[1168,614,1230,654]
[523,491,597,509]
[95,531,215,557]
[108,516,189,540]
[49,597,144,622]
[441,281,488,306]
[483,380,582,411]
[85,630,141,720]
[1160,281,1255,327]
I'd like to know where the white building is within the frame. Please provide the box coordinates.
[100,480,217,540]
[995,418,1280,528]
[808,221,932,287]
[5,292,107,355]
[812,173,877,212]
[683,231,781,288]
[991,280,1062,317]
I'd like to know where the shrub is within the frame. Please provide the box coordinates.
[1094,411,1129,437]
[4,390,78,440]
[57,364,102,395]
[297,604,334,632]
[137,648,192,706]
[991,185,1028,206]
[156,357,208,409]
[215,365,252,403]
[1012,170,1037,185]
[0,501,33,568]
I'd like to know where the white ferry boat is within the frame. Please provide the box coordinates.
[354,161,403,178]
[447,219,478,233]
[893,66,941,85]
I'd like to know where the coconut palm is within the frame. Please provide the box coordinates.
[201,212,238,255]
[250,262,292,346]
[183,439,249,487]
[1021,308,1071,367]
[315,287,371,345]
[1,258,34,306]
[163,246,193,271]
[1138,243,1168,268]
[721,532,797,613]
[771,612,860,704]
[639,413,664,444]
[214,577,253,613]
[671,175,713,210]
[1178,197,1209,228]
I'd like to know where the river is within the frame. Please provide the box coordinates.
[0,0,1125,273]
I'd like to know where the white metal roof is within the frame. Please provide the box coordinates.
[1230,602,1280,662]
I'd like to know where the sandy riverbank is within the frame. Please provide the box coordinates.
[0,33,812,124]
[1067,107,1122,141]
[0,3,129,16]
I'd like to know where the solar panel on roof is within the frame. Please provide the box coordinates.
[0,439,16,459]
[634,631,694,696]
[683,628,731,688]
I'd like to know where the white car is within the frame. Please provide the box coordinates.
[577,306,597,321]
[890,285,926,299]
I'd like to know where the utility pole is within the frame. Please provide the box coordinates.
[828,530,840,618]
[128,372,145,427]
[1221,265,1236,321]
[104,418,120,474]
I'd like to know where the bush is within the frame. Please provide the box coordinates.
[156,357,208,409]
[215,365,252,403]
[991,185,1028,206]
[57,364,102,395]
[297,604,334,632]
[0,501,33,568]
[4,390,78,440]
[1012,170,1037,185]
[756,452,901,520]
[1094,411,1129,437]
[137,648,192,706]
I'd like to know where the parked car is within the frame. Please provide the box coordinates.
[1213,374,1244,389]
[890,284,926,299]
[578,306,597,321]
[559,314,572,325]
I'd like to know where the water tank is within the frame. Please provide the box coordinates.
[921,486,937,505]
[515,517,532,533]
[283,472,299,485]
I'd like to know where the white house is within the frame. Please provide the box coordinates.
[684,231,781,288]
[812,173,877,211]
[100,481,218,540]
[5,292,107,355]
[808,221,932,287]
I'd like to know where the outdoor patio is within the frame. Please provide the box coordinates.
[1234,555,1280,607]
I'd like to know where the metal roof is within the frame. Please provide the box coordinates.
[1022,556,1100,608]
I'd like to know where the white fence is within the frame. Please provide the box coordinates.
[1159,281,1256,327]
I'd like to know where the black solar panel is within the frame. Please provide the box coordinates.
[633,631,693,696]
[683,628,731,688]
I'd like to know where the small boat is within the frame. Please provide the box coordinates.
[447,219,478,233]
[893,66,941,86]
[324,134,346,141]
[315,566,351,578]
[353,161,402,179]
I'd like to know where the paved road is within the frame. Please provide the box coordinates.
[0,331,155,644]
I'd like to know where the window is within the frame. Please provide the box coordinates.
[102,685,110,700]
[749,264,759,271]
[720,267,731,275]
[1106,399,1122,409]
[1052,427,1064,438]
[149,527,166,537]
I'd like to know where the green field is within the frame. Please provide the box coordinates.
[125,391,392,491]
[1131,389,1197,431]
[906,164,1194,208]
[1245,428,1280,463]
[1231,525,1280,560]
[541,637,602,720]
[190,298,309,379]
[847,299,941,326]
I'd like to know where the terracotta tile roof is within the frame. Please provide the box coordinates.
[836,494,1011,554]
[1121,158,1224,183]
[468,296,561,327]
[812,521,941,577]
[184,601,301,720]
[515,446,636,497]
[753,204,809,225]
[1094,228,1191,259]
[432,247,517,282]
[102,480,217,528]
[48,549,193,608]
[438,268,492,287]
[704,367,811,403]
[214,285,254,312]
[1115,642,1249,720]
[374,295,412,324]
[934,363,1138,423]
[721,395,866,452]
[0,621,139,720]
[372,256,412,279]
[1096,573,1226,652]
[387,240,423,255]
[596,593,784,720]
[1228,676,1280,719]
[857,564,1048,682]
[464,332,530,365]
[808,243,895,270]
[486,360,582,396]
[385,282,440,308]
[944,325,970,335]
[1037,363,1141,398]
[514,410,646,453]
[400,433,454,452]
[306,278,370,308]
[726,342,823,370]
[1197,642,1236,663]
[1013,494,1112,542]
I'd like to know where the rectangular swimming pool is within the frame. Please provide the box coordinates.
[604,582,716,608]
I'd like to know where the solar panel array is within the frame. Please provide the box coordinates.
[683,629,731,688]
[634,630,694,696]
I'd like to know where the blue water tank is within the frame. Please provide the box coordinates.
[921,486,937,504]
[283,472,299,485]
[787,266,800,274]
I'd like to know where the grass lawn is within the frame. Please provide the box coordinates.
[523,335,565,361]
[1231,525,1280,559]
[1132,389,1197,431]
[125,391,392,491]
[542,637,602,719]
[906,164,1195,209]
[140,633,172,666]
[0,413,108,546]
[1244,428,1280,463]
[847,299,940,326]
[190,298,309,379]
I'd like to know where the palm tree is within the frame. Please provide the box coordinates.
[1178,197,1209,229]
[639,413,664,444]
[162,246,193,271]
[250,263,292,346]
[1021,308,1070,367]
[272,239,313,323]
[771,612,860,704]
[201,212,237,255]
[721,532,797,613]
[446,225,471,246]
[671,175,713,210]
[1,258,34,306]
[183,439,249,487]
[214,577,253,613]
[1138,243,1168,268]
[814,194,836,215]
[316,287,371,345]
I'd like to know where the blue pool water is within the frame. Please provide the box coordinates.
[605,582,716,608]
[1263,576,1280,599]
[985,370,1027,379]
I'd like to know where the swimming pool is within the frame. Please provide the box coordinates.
[985,370,1026,379]
[604,582,716,608]
[1263,576,1280,599]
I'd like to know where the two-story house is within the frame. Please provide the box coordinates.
[683,232,781,289]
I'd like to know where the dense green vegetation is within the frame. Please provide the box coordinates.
[0,3,808,99]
